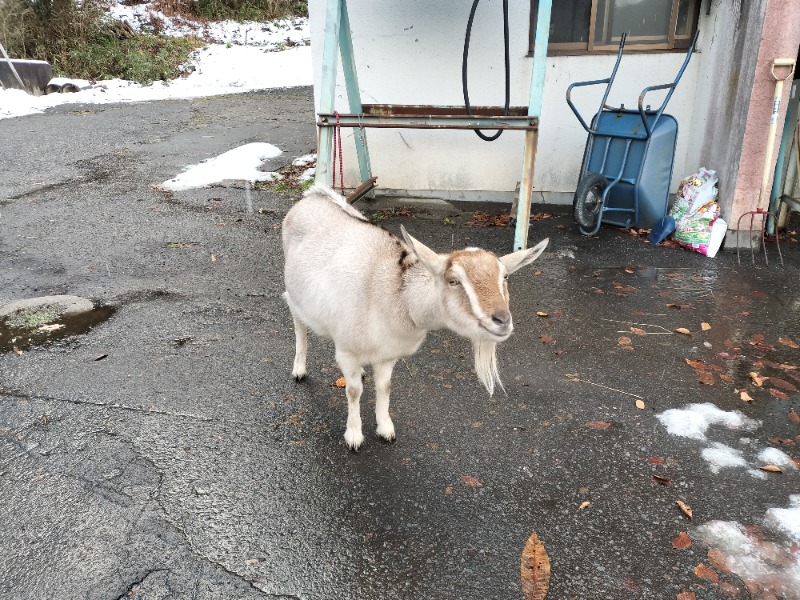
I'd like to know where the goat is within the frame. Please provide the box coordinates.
[282,185,548,450]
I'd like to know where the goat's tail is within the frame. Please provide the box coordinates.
[473,340,504,397]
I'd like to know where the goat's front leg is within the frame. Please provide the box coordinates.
[336,350,364,450]
[373,360,397,442]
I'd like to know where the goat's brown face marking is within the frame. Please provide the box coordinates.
[447,250,511,334]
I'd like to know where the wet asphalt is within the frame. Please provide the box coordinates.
[1,88,799,600]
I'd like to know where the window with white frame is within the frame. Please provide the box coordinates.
[530,0,701,54]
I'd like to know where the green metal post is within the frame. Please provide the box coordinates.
[514,0,552,250]
[315,0,342,185]
[339,0,373,190]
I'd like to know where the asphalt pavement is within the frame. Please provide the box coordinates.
[1,88,799,600]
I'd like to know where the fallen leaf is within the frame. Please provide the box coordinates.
[672,531,692,549]
[94,354,108,361]
[749,372,764,387]
[701,322,712,331]
[750,333,765,343]
[444,486,453,494]
[585,421,611,429]
[676,328,692,335]
[676,592,697,600]
[618,336,633,346]
[630,327,647,336]
[38,323,65,332]
[685,358,708,370]
[707,549,732,575]
[210,254,217,263]
[697,372,714,386]
[536,311,548,317]
[676,499,693,519]
[647,456,666,464]
[538,334,554,344]
[769,389,790,400]
[635,399,645,410]
[693,563,719,584]
[651,474,672,486]
[719,374,733,383]
[789,409,800,423]
[579,501,591,510]
[334,376,346,388]
[769,378,798,392]
[667,303,690,309]
[461,474,482,488]
[740,390,753,402]
[768,437,795,446]
[760,465,782,473]
[520,532,551,600]
[625,267,635,274]
[778,337,800,349]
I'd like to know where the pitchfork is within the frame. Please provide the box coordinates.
[737,58,796,266]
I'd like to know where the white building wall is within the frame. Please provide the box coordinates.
[309,0,718,203]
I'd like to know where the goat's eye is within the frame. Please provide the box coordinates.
[449,278,460,287]
[503,273,509,281]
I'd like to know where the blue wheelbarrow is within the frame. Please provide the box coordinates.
[566,31,699,236]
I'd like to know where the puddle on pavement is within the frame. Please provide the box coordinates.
[0,305,116,352]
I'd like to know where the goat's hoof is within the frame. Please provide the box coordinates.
[344,429,365,451]
[292,368,307,381]
[376,422,396,442]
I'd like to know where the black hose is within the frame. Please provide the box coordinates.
[462,0,510,142]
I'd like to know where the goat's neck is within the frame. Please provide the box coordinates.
[402,264,446,331]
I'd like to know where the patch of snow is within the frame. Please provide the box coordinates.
[700,442,748,474]
[292,154,316,166]
[159,143,283,191]
[695,498,800,599]
[656,402,760,441]
[757,447,798,470]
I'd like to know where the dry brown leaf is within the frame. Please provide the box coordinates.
[520,531,551,600]
[585,421,611,429]
[539,334,554,344]
[685,358,708,370]
[334,376,346,388]
[579,501,591,510]
[778,337,800,349]
[770,378,798,392]
[760,465,783,473]
[536,311,548,317]
[740,390,753,402]
[38,323,65,332]
[719,374,733,383]
[647,456,666,464]
[676,499,693,519]
[672,531,692,549]
[630,327,647,336]
[676,592,697,600]
[210,254,217,263]
[618,336,633,345]
[676,327,692,335]
[769,389,790,400]
[789,409,800,423]
[635,399,645,410]
[667,303,690,309]
[652,474,672,486]
[461,475,482,488]
[707,549,731,575]
[693,563,719,583]
[749,372,764,387]
[701,322,712,331]
[624,267,635,274]
[444,486,453,494]
[698,371,715,386]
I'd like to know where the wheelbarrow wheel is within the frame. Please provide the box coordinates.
[574,173,608,231]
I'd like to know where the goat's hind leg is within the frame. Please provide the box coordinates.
[284,293,308,381]
[373,360,397,442]
[336,350,365,450]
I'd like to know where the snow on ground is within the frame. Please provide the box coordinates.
[0,2,312,120]
[656,402,760,441]
[158,143,283,191]
[695,497,800,599]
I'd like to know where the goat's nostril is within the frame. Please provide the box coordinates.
[491,312,510,326]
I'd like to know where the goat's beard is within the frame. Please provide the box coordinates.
[473,339,504,397]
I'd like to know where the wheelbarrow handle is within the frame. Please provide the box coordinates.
[565,33,628,134]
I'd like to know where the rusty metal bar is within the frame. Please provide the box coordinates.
[318,112,538,131]
[362,104,529,117]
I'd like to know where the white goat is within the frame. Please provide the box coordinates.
[282,185,548,450]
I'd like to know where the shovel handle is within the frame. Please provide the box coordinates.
[770,59,796,81]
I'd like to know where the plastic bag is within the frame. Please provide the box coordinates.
[672,168,724,257]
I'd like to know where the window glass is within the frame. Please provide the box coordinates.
[549,0,592,44]
[594,0,674,46]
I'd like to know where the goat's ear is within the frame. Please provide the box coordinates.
[400,225,447,275]
[500,238,549,274]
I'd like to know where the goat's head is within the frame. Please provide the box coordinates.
[401,226,548,396]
